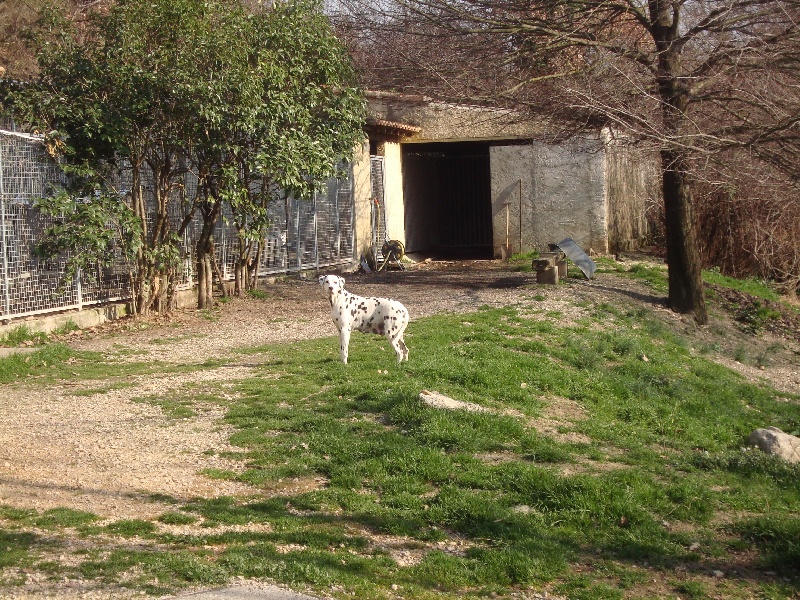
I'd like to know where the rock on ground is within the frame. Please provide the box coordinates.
[748,427,800,464]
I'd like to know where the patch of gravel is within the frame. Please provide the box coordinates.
[1,367,255,521]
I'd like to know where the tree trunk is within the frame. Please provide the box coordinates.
[654,28,708,325]
[197,252,213,309]
[130,172,150,317]
[234,258,245,297]
[234,235,251,297]
[196,199,223,309]
[661,150,708,324]
[196,233,215,309]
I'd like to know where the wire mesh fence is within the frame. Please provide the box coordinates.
[0,129,355,320]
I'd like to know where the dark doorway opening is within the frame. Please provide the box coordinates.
[402,142,493,259]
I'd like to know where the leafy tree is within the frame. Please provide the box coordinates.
[34,187,143,296]
[14,0,364,312]
[17,1,196,314]
[187,0,365,306]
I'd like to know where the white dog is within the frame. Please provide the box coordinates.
[319,274,409,364]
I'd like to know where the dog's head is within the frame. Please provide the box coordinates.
[319,274,345,298]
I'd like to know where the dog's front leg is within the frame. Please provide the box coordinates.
[339,327,351,364]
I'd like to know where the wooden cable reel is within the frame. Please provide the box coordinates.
[379,240,405,271]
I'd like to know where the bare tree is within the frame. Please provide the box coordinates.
[333,0,800,323]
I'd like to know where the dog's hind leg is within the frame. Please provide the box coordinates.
[397,338,409,362]
[390,329,409,363]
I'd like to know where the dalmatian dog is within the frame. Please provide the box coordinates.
[319,274,409,364]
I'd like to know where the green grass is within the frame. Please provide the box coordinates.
[133,391,228,419]
[158,511,198,526]
[703,269,782,302]
[0,325,48,347]
[51,319,81,336]
[0,343,189,385]
[0,343,77,383]
[0,293,798,599]
[593,258,790,308]
[247,288,273,300]
[133,394,198,419]
[507,250,539,272]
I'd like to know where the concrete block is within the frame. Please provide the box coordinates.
[536,266,559,285]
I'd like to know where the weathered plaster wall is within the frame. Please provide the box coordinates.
[490,145,531,256]
[490,137,608,255]
[382,142,406,245]
[367,93,659,258]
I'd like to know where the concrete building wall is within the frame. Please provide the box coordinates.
[490,145,532,256]
[490,136,608,256]
[368,92,536,142]
[366,93,657,259]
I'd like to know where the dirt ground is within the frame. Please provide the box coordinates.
[0,258,798,597]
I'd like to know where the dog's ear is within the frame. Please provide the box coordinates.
[339,277,345,286]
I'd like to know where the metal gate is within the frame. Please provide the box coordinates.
[402,145,492,256]
[370,156,388,262]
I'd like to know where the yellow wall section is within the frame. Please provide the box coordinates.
[382,142,406,247]
[351,139,374,262]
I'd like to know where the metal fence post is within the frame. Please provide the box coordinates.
[76,267,83,311]
[313,189,319,271]
[333,178,341,257]
[296,197,301,271]
[0,138,9,317]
